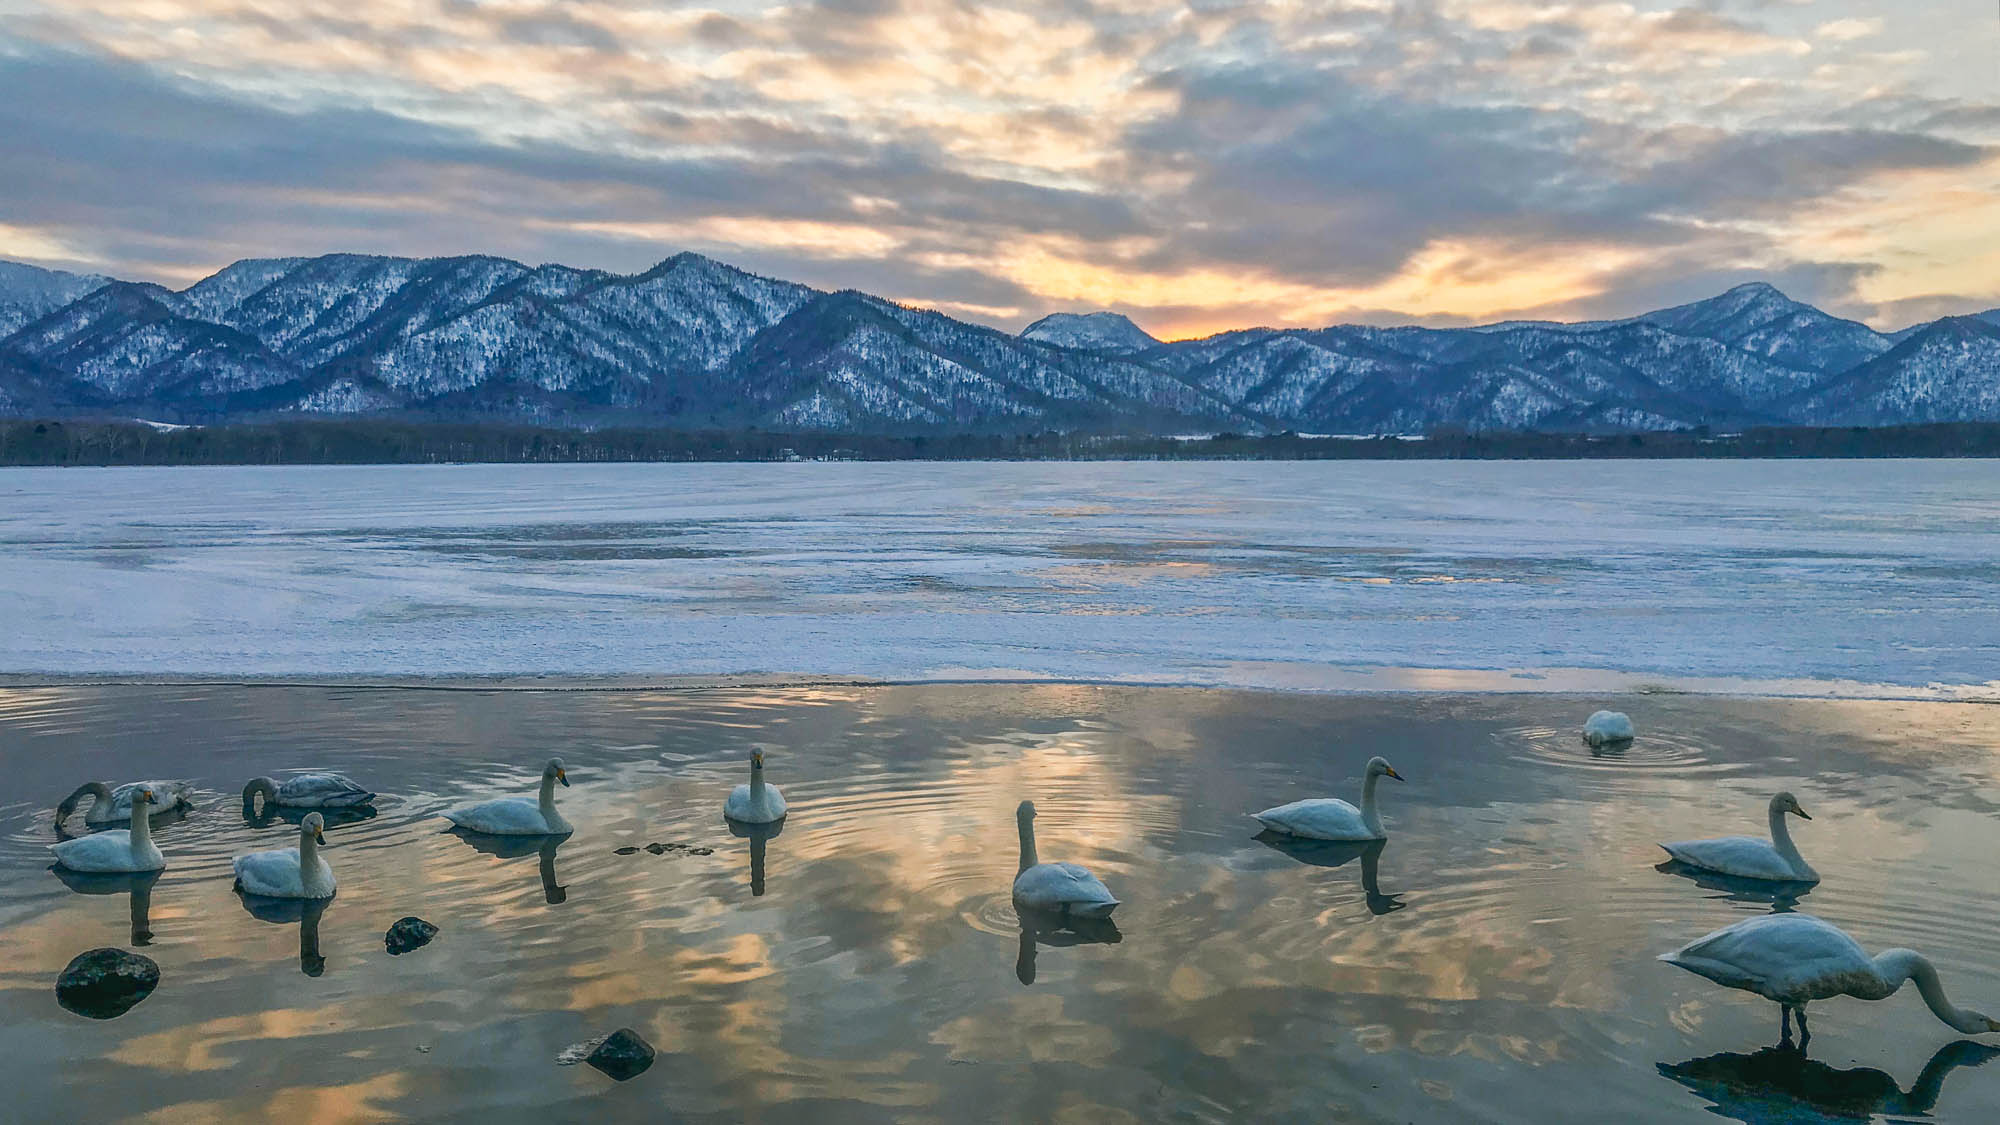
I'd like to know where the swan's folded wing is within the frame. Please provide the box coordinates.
[1660,835,1794,879]
[1253,798,1365,838]
[442,797,541,833]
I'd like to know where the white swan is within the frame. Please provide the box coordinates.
[1661,792,1818,883]
[56,779,194,827]
[441,758,571,835]
[723,749,787,824]
[1251,756,1404,841]
[243,772,375,810]
[1011,800,1119,918]
[1583,710,1634,746]
[50,787,166,873]
[1662,913,2000,1044]
[233,812,337,899]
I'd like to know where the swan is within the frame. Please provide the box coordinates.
[441,758,571,835]
[1011,800,1119,918]
[1661,913,2000,1044]
[1583,710,1634,747]
[56,779,194,827]
[233,811,337,899]
[1251,756,1404,841]
[1661,792,1818,883]
[243,772,375,811]
[49,787,166,873]
[723,749,787,824]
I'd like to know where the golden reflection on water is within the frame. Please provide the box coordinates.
[0,685,1998,1121]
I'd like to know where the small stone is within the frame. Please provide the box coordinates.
[614,846,640,855]
[385,916,439,956]
[644,843,668,855]
[689,847,713,856]
[55,948,159,1020]
[585,1027,655,1081]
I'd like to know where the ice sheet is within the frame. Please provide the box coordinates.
[3,460,1998,697]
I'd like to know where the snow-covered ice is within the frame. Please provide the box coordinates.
[2,459,1998,696]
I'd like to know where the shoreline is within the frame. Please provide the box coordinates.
[5,664,1996,703]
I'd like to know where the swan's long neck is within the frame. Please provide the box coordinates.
[244,777,278,810]
[750,759,766,803]
[1876,950,1990,1034]
[1360,771,1385,837]
[127,800,153,849]
[1767,803,1807,870]
[1017,813,1038,873]
[539,772,558,817]
[298,822,319,869]
[60,781,111,820]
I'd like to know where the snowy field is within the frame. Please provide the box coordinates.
[2,459,1998,697]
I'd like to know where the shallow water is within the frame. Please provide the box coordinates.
[4,460,2000,693]
[3,684,1999,1122]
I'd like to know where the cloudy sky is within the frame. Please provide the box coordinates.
[2,1,1995,338]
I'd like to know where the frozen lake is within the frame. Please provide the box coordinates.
[2,460,1998,695]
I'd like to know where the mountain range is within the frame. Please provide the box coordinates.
[2,252,1996,434]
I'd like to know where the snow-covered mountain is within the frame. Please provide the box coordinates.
[2,252,1995,433]
[0,260,108,337]
[1020,311,1159,354]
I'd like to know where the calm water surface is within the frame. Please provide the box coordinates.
[3,685,1998,1122]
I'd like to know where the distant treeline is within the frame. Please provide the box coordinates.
[5,418,2000,466]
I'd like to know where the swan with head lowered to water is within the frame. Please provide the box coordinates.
[56,779,194,827]
[50,788,167,873]
[1011,800,1119,918]
[441,758,572,835]
[1251,756,1404,841]
[1661,792,1818,884]
[234,812,337,899]
[723,749,787,824]
[242,772,375,812]
[1583,710,1634,747]
[1661,913,2000,1045]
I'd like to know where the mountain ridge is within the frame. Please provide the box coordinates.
[2,253,1996,434]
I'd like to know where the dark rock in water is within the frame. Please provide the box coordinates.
[689,847,713,856]
[56,947,159,1019]
[384,916,439,955]
[614,846,640,855]
[644,842,669,854]
[586,1027,655,1081]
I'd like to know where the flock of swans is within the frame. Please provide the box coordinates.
[45,710,2000,1055]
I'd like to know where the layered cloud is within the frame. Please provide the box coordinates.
[1,0,1993,336]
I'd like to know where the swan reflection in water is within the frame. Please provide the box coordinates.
[1654,858,1813,912]
[1659,1040,2000,1123]
[448,829,570,904]
[51,867,161,945]
[1014,905,1122,986]
[1256,834,1406,916]
[235,892,331,977]
[726,816,783,897]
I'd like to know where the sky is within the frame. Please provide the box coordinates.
[1,1,1996,339]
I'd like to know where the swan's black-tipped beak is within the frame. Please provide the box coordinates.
[1794,808,1811,820]
[316,830,326,845]
[1386,768,1405,782]
[557,769,570,787]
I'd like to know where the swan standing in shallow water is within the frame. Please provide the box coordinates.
[1251,756,1404,841]
[1583,710,1634,747]
[724,749,787,824]
[50,788,166,873]
[1661,792,1818,883]
[56,779,193,827]
[442,758,571,835]
[1661,913,2000,1045]
[234,811,337,899]
[243,773,375,812]
[1011,800,1119,918]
